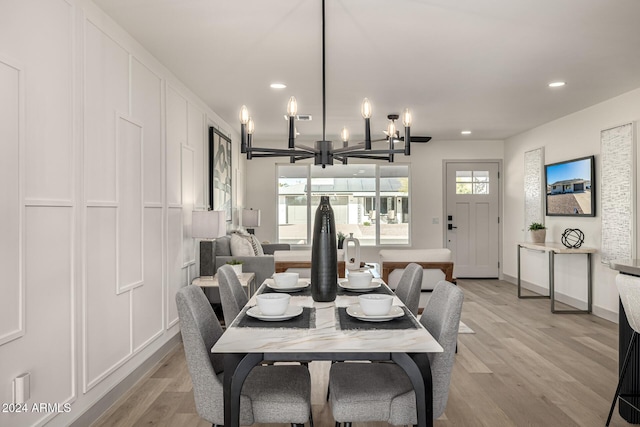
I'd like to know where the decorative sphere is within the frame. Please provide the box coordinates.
[561,228,584,248]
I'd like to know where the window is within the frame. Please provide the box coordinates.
[277,164,410,245]
[456,170,489,195]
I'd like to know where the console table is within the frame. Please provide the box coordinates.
[517,242,596,313]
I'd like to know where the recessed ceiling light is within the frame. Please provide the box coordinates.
[461,130,472,135]
[548,81,566,88]
[270,83,286,89]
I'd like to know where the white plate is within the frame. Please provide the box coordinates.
[246,305,304,321]
[346,304,405,322]
[266,279,310,292]
[338,278,382,292]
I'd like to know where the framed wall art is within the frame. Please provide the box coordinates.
[209,127,232,221]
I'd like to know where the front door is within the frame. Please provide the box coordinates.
[445,161,500,278]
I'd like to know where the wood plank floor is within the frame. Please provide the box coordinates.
[92,279,632,426]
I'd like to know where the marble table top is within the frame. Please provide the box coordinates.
[212,283,443,354]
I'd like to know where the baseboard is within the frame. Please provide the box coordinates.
[69,332,182,427]
[502,274,618,323]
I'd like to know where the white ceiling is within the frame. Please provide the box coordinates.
[93,0,640,144]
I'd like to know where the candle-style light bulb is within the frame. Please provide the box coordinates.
[239,105,249,124]
[247,117,255,134]
[402,108,412,127]
[341,127,350,143]
[361,98,372,119]
[287,96,298,117]
[387,121,396,140]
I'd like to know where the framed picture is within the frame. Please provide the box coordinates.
[209,127,232,221]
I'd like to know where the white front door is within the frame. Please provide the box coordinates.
[445,161,500,278]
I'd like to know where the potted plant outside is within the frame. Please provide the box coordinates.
[226,259,244,275]
[528,222,547,244]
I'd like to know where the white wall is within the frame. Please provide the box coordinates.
[0,1,239,425]
[244,139,504,262]
[504,88,640,321]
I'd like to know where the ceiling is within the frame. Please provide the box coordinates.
[93,0,640,145]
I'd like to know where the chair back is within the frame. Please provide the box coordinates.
[395,263,423,315]
[617,273,640,333]
[175,285,225,424]
[420,280,464,418]
[218,264,249,326]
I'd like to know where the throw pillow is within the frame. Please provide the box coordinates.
[250,234,264,256]
[230,234,255,257]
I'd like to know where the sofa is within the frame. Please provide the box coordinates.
[212,234,290,286]
[379,248,455,309]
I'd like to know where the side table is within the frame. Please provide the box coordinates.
[192,272,257,297]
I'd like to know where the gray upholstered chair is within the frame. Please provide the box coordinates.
[217,264,250,327]
[394,262,423,315]
[329,280,463,425]
[175,285,312,426]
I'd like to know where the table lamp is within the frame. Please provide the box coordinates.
[192,210,226,277]
[242,208,261,235]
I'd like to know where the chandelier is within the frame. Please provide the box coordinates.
[238,0,419,168]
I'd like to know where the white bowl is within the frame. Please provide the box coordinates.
[272,272,300,288]
[358,294,393,316]
[348,271,373,288]
[256,293,291,316]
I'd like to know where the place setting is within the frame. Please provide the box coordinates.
[262,272,312,296]
[238,290,315,329]
[337,271,394,295]
[337,294,420,330]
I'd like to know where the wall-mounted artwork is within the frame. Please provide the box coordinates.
[524,147,544,231]
[601,122,635,264]
[209,127,232,221]
[544,155,595,217]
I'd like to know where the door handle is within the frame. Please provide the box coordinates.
[448,224,457,230]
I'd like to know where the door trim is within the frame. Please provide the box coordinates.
[442,159,503,279]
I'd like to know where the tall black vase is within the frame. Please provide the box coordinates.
[311,196,338,302]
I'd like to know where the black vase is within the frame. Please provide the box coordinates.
[311,196,338,302]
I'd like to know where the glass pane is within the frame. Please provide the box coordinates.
[456,171,472,182]
[473,171,489,182]
[379,164,410,245]
[473,183,489,194]
[277,164,308,244]
[456,183,473,194]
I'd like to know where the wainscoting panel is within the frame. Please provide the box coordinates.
[131,57,163,206]
[24,206,74,412]
[188,103,206,210]
[0,55,23,346]
[116,114,144,294]
[84,21,128,204]
[132,207,164,352]
[166,207,184,328]
[85,206,131,391]
[166,85,187,207]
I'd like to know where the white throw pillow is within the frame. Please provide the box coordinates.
[230,234,255,257]
[250,235,264,256]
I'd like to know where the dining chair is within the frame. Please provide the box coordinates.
[175,285,312,427]
[328,280,463,425]
[218,264,250,327]
[394,262,423,315]
[606,274,640,426]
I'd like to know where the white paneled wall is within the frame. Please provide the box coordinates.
[0,0,239,425]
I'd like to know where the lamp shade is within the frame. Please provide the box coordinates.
[192,210,226,239]
[242,209,261,228]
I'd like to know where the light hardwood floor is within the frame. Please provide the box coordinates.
[92,279,632,426]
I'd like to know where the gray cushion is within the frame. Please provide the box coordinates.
[329,280,464,423]
[176,285,311,425]
[394,263,423,315]
[215,235,232,256]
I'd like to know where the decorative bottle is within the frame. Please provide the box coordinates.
[311,196,338,302]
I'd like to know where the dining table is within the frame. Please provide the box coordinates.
[211,277,443,427]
